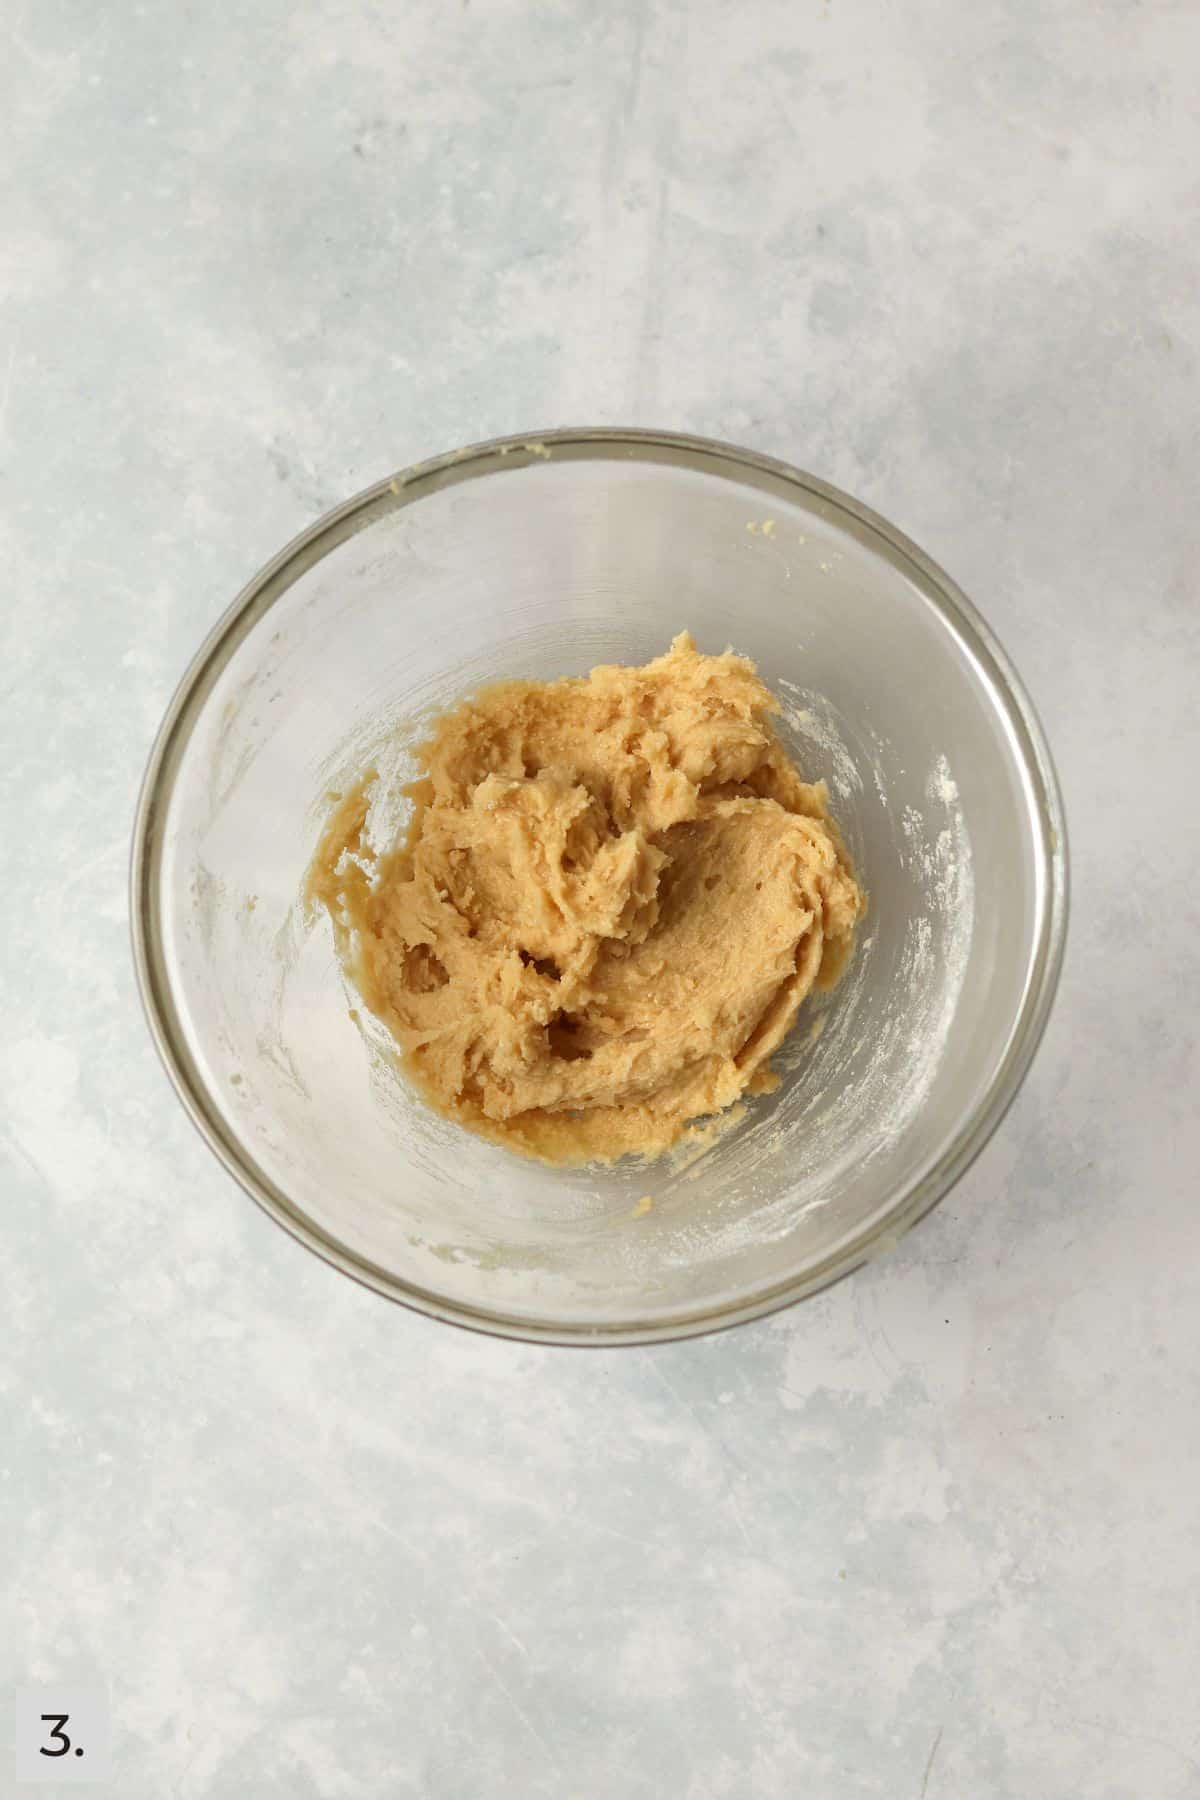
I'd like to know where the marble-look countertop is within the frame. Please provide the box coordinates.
[4,3,1198,1795]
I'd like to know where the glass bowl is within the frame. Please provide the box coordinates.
[131,429,1067,1344]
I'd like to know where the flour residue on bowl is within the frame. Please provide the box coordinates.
[641,699,975,1274]
[776,679,866,807]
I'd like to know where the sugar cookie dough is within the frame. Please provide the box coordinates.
[309,634,865,1165]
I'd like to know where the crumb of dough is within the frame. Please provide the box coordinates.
[632,1195,654,1218]
[307,633,865,1166]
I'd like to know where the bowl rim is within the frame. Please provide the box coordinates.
[130,426,1069,1347]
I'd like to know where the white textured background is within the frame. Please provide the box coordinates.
[3,2,1199,1795]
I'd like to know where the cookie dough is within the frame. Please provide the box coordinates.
[308,634,864,1164]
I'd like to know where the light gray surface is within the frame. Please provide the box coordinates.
[2,1,1197,1794]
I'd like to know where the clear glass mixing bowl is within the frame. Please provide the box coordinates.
[131,429,1067,1344]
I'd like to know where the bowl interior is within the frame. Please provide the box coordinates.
[140,435,1061,1340]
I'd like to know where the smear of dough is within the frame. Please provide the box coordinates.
[308,634,865,1165]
